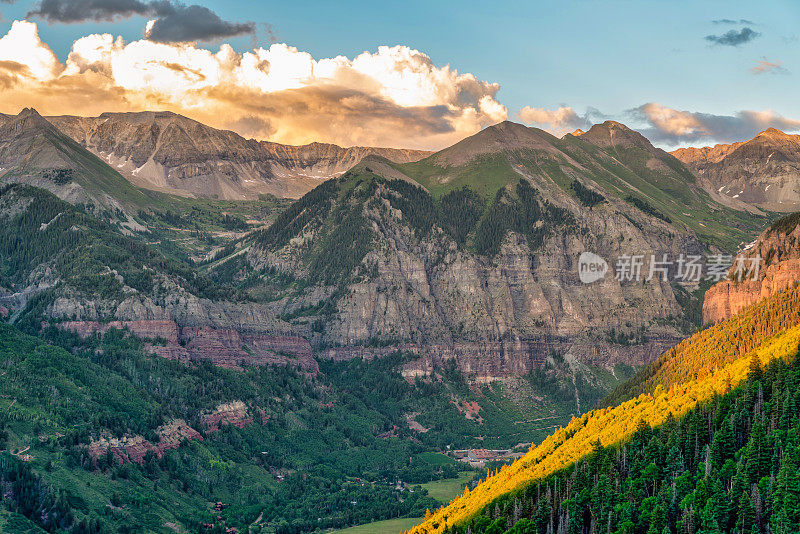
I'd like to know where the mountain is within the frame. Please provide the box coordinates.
[409,264,800,533]
[213,120,768,387]
[433,336,800,534]
[672,128,800,212]
[49,111,430,200]
[0,184,312,371]
[402,120,765,250]
[702,211,800,325]
[0,108,156,226]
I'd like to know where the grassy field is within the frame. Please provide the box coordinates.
[421,471,476,503]
[331,516,423,534]
[324,470,475,533]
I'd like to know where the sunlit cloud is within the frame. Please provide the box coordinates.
[0,20,507,150]
[516,105,605,136]
[750,58,788,75]
[631,102,800,145]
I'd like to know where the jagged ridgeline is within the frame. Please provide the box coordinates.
[407,287,800,534]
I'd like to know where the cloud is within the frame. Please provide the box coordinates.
[705,27,760,46]
[27,0,152,22]
[0,20,507,150]
[516,106,604,136]
[750,58,788,75]
[144,4,255,43]
[631,102,800,145]
[27,0,254,43]
[712,18,755,25]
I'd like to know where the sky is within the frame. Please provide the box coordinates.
[0,0,798,150]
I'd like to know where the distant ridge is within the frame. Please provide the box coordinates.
[671,128,800,212]
[49,111,431,200]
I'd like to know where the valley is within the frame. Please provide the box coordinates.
[0,107,798,534]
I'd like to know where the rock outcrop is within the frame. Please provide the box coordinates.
[703,214,800,324]
[57,318,316,372]
[200,401,254,433]
[88,419,202,465]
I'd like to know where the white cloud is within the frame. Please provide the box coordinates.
[0,20,508,150]
[0,21,62,80]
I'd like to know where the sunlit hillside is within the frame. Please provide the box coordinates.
[407,288,800,534]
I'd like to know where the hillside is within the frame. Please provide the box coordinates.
[672,128,800,212]
[50,111,430,200]
[406,285,800,533]
[0,321,449,533]
[0,183,308,370]
[442,344,800,534]
[213,119,768,387]
[0,108,155,225]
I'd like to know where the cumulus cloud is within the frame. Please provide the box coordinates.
[705,27,760,46]
[750,58,788,75]
[27,0,254,43]
[631,102,800,145]
[0,20,507,150]
[516,106,604,136]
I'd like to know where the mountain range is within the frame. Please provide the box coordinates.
[1,104,800,534]
[672,128,800,212]
[0,109,772,385]
[47,111,430,201]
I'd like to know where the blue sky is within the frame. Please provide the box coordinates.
[0,0,798,148]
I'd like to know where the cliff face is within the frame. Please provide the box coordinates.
[231,120,771,381]
[672,129,800,212]
[50,111,429,200]
[703,213,800,324]
[243,152,707,379]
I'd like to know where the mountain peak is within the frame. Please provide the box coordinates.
[2,106,58,135]
[580,120,655,150]
[432,120,558,166]
[755,127,795,141]
[18,107,43,118]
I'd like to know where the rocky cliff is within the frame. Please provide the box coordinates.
[703,212,800,324]
[50,111,430,200]
[672,128,800,212]
[229,121,742,380]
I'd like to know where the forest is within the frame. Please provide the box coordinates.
[448,346,800,534]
